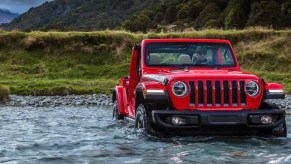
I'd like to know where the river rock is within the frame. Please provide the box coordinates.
[4,94,112,108]
[3,94,291,110]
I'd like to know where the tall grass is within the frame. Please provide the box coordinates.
[0,85,10,102]
[0,29,290,95]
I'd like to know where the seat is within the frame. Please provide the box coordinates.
[178,54,191,64]
[149,53,161,65]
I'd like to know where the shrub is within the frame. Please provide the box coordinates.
[195,3,221,29]
[247,0,284,28]
[0,85,10,102]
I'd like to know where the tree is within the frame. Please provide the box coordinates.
[285,13,291,27]
[246,0,284,28]
[164,6,177,24]
[154,11,164,24]
[142,9,155,20]
[224,0,251,29]
[155,3,167,14]
[194,3,221,29]
[123,15,154,32]
[123,16,138,32]
[205,0,228,10]
[282,0,291,27]
[188,2,203,20]
[177,5,190,20]
[205,20,221,28]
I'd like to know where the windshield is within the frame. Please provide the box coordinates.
[145,42,236,68]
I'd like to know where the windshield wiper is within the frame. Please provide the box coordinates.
[192,63,220,69]
[159,63,192,69]
[158,63,220,70]
[192,63,209,66]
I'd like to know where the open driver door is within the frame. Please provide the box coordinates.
[127,45,141,117]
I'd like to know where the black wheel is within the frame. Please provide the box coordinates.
[272,121,287,137]
[112,100,124,120]
[135,104,163,137]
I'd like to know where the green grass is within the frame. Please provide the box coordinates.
[242,69,291,94]
[1,78,117,95]
[0,84,10,101]
[0,29,290,95]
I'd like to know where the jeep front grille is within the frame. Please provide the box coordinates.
[189,80,246,107]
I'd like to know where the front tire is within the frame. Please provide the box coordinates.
[135,104,163,137]
[272,121,287,137]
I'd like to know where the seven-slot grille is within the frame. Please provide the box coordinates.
[189,80,246,107]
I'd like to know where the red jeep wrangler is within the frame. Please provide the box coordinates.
[112,39,287,137]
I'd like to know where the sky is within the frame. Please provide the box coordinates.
[0,0,54,14]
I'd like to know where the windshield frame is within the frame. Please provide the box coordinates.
[144,42,237,68]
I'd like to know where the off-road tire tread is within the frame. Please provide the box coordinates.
[112,100,124,120]
[135,104,164,137]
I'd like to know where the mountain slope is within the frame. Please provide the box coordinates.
[123,0,291,32]
[2,0,165,31]
[3,0,290,32]
[0,9,19,24]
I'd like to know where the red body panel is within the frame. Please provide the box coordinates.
[142,71,264,111]
[115,86,129,115]
[137,81,167,91]
[265,82,284,91]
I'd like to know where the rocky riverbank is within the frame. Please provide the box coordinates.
[266,95,291,110]
[0,94,290,110]
[2,94,113,107]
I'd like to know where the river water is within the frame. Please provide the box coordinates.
[0,106,291,163]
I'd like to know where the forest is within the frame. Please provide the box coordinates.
[123,0,291,32]
[1,0,290,32]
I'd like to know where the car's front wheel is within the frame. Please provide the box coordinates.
[272,121,287,137]
[135,104,163,137]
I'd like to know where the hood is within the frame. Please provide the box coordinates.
[142,69,260,83]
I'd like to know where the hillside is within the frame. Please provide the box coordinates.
[1,0,166,31]
[123,0,291,32]
[0,9,19,24]
[1,0,291,32]
[0,29,290,95]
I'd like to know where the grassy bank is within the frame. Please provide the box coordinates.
[0,84,10,101]
[0,29,290,95]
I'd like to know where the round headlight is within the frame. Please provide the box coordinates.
[172,81,188,97]
[246,81,260,97]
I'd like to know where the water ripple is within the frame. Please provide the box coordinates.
[0,106,291,163]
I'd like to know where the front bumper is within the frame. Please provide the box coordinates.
[152,109,285,134]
